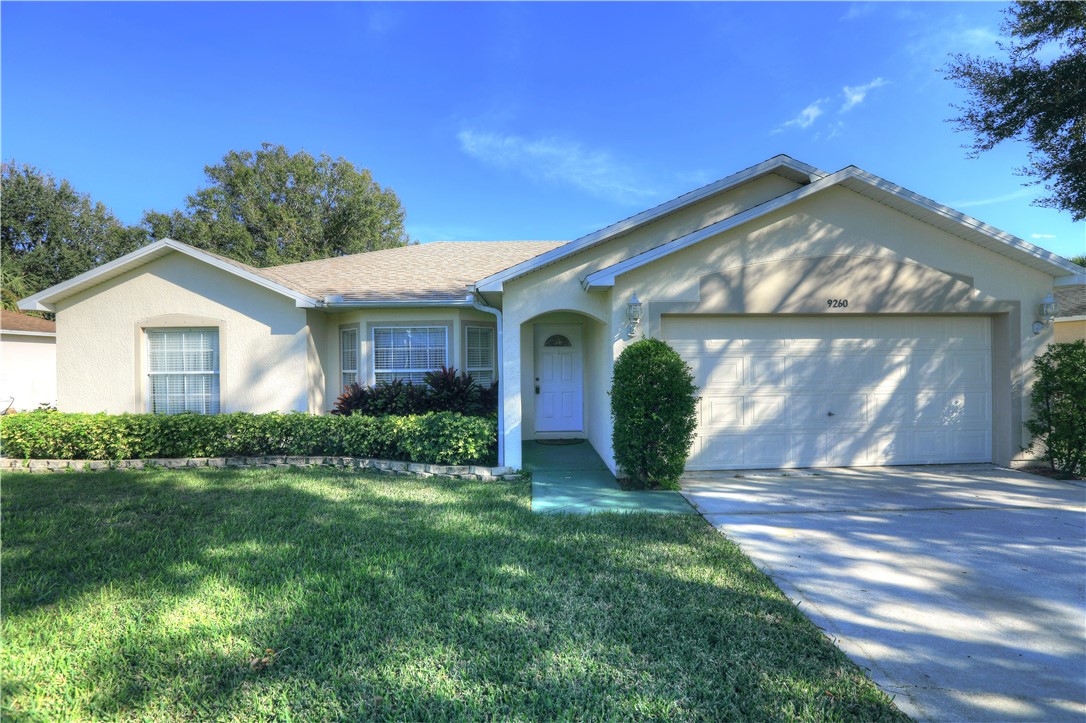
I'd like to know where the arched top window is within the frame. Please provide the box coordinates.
[544,334,572,347]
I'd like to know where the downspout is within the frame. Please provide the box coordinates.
[468,291,505,467]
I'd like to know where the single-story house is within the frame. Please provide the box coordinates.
[1053,283,1086,342]
[0,310,57,412]
[19,155,1085,472]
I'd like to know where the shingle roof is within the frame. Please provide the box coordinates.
[258,241,568,303]
[1055,285,1086,318]
[0,310,56,334]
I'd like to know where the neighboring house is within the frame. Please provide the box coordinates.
[0,310,57,411]
[19,156,1084,473]
[1053,284,1086,342]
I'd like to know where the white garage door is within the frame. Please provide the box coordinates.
[661,316,992,470]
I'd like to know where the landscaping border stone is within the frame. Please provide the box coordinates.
[0,456,519,481]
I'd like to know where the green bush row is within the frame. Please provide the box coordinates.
[0,411,498,466]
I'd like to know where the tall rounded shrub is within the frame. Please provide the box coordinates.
[1025,340,1086,477]
[610,337,699,489]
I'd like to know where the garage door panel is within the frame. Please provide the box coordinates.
[664,315,992,470]
[828,392,870,423]
[696,435,744,467]
[953,431,989,460]
[945,353,990,386]
[748,395,788,426]
[702,396,743,426]
[748,357,788,386]
[707,357,744,386]
[789,433,830,466]
[913,430,950,462]
[870,354,910,387]
[790,394,829,423]
[827,435,873,465]
[746,434,791,465]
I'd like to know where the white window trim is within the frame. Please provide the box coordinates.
[340,326,360,389]
[372,325,449,384]
[464,325,496,386]
[145,327,221,415]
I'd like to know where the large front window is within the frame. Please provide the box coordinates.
[147,328,220,414]
[373,326,447,385]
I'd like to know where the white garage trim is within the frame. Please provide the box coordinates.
[662,316,993,470]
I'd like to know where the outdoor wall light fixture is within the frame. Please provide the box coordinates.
[625,293,643,338]
[1033,293,1059,334]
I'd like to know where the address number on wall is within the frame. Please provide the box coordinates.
[826,299,849,308]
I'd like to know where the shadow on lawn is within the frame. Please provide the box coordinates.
[2,468,907,721]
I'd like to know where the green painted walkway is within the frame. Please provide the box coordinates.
[525,441,695,514]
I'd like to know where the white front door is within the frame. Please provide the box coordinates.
[534,324,584,433]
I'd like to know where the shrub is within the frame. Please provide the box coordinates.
[610,338,699,490]
[424,366,483,416]
[331,367,497,417]
[0,410,497,466]
[1025,340,1086,477]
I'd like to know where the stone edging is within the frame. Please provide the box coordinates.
[0,456,519,482]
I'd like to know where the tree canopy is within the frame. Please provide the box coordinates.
[143,144,410,266]
[944,1,1086,220]
[1,161,144,309]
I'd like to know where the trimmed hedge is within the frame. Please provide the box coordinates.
[610,338,699,490]
[0,411,497,466]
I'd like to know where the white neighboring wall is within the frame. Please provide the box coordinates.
[1,332,57,411]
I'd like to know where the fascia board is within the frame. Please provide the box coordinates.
[1055,275,1086,286]
[322,298,473,308]
[17,239,320,312]
[474,155,827,292]
[0,330,56,338]
[584,170,849,289]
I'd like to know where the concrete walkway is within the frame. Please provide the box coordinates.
[682,464,1086,722]
[526,441,694,514]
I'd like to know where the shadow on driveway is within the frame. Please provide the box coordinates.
[682,464,1086,722]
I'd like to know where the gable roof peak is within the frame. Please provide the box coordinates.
[472,155,828,292]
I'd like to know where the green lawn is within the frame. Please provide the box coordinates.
[1,469,908,722]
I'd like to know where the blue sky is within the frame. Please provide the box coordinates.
[3,1,1083,260]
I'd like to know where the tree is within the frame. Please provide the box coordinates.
[1069,254,1086,267]
[1,161,146,298]
[143,144,409,267]
[944,1,1086,220]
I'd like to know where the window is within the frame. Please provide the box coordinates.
[341,327,359,388]
[465,326,495,387]
[545,334,572,347]
[147,328,220,414]
[373,326,447,385]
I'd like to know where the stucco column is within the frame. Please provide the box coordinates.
[501,319,523,470]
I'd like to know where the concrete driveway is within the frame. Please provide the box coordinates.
[681,464,1086,722]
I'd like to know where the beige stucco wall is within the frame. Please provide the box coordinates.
[498,174,803,469]
[306,310,331,414]
[1,334,57,410]
[54,253,311,414]
[1054,318,1085,343]
[502,179,1057,472]
[320,307,498,409]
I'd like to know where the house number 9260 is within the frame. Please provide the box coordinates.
[826,299,849,308]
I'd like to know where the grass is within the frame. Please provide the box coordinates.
[1,468,909,722]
